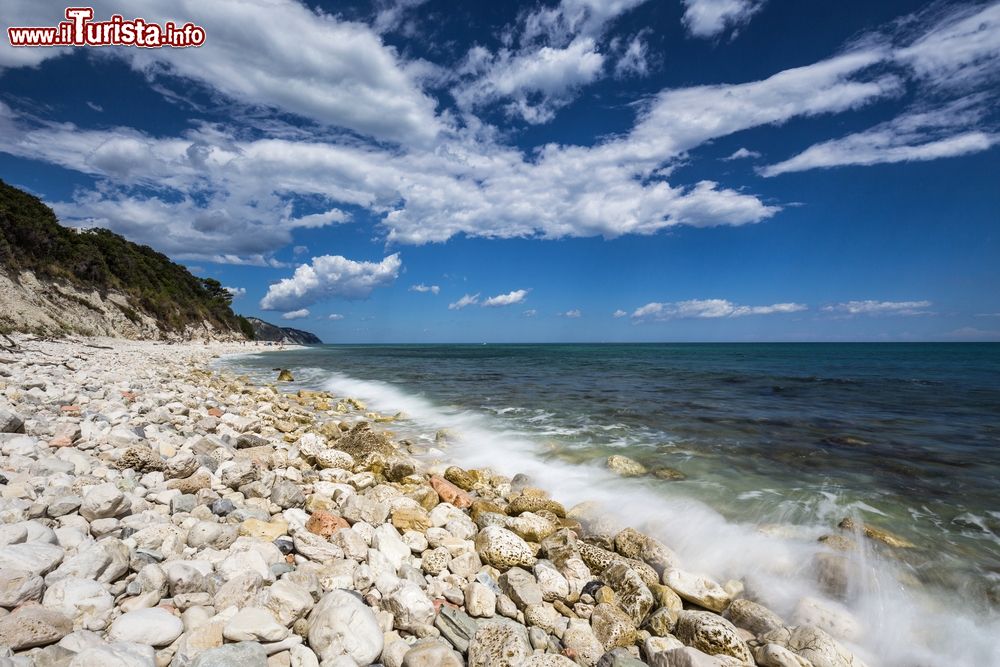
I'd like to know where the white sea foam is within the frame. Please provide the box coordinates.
[321,370,1000,667]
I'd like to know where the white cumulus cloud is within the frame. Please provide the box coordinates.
[260,254,401,311]
[409,283,440,294]
[282,308,310,320]
[449,293,480,310]
[632,299,806,321]
[760,95,998,176]
[681,0,766,39]
[451,0,650,123]
[223,286,246,298]
[562,309,582,318]
[483,289,530,307]
[613,309,628,318]
[822,300,932,316]
[723,147,762,161]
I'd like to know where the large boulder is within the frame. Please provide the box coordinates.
[308,589,383,665]
[0,406,24,433]
[383,581,436,632]
[467,620,533,667]
[590,603,638,651]
[79,484,130,521]
[475,526,537,570]
[758,625,868,667]
[107,607,184,646]
[674,610,753,664]
[607,455,648,477]
[662,569,730,612]
[0,605,72,650]
[722,598,784,636]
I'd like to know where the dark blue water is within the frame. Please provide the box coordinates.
[222,343,1000,665]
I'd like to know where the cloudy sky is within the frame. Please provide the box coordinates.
[1,0,998,342]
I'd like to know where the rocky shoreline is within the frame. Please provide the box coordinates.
[0,335,869,667]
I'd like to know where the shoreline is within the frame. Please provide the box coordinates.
[0,335,953,666]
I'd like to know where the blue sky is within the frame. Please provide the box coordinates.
[1,0,998,342]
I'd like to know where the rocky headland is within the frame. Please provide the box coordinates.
[0,334,870,667]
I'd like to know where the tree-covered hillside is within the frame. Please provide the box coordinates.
[0,179,253,338]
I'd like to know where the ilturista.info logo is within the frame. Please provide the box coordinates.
[7,7,206,48]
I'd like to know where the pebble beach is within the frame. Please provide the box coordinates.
[0,335,874,667]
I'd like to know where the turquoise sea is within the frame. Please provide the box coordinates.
[222,343,1000,666]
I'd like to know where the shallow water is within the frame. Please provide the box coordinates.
[222,343,1000,666]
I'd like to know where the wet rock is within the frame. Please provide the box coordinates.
[606,455,647,477]
[652,467,686,481]
[506,512,558,542]
[722,598,784,636]
[753,643,814,667]
[674,610,753,664]
[759,625,866,667]
[603,562,654,625]
[662,569,730,613]
[812,553,850,600]
[817,534,855,552]
[837,517,914,549]
[578,543,658,588]
[507,494,566,518]
[277,369,294,382]
[444,466,478,491]
[791,597,863,643]
[613,528,679,573]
